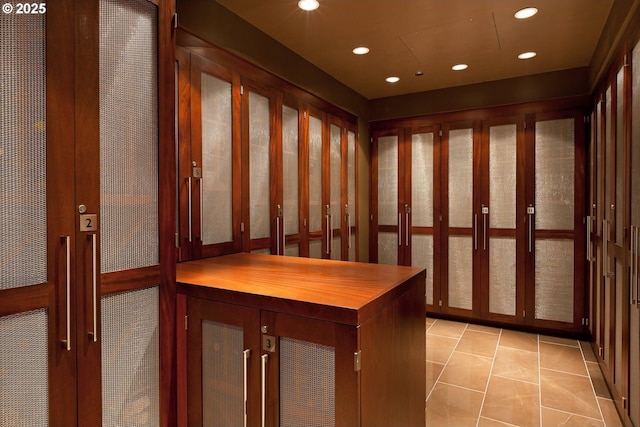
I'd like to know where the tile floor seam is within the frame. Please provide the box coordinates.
[454,349,494,360]
[474,326,502,427]
[425,319,469,403]
[577,335,608,424]
[478,415,519,427]
[539,404,606,423]
[538,339,580,348]
[491,373,540,386]
[539,366,591,378]
[436,380,488,395]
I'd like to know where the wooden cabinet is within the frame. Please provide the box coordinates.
[588,36,640,426]
[176,33,359,262]
[0,1,175,425]
[176,253,425,427]
[371,103,587,334]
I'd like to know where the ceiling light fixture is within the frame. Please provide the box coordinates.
[385,76,400,83]
[518,51,537,59]
[298,0,319,11]
[514,7,538,19]
[452,64,468,71]
[352,47,370,55]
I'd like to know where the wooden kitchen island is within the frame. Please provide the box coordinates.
[176,253,426,427]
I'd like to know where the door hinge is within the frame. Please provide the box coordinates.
[582,317,589,326]
[172,12,178,29]
[241,222,245,233]
[439,300,442,307]
[184,315,188,330]
[623,397,627,408]
[439,130,443,137]
[240,85,244,95]
[354,351,362,372]
[175,232,180,248]
[523,310,526,318]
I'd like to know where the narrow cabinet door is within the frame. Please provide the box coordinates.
[260,311,359,427]
[441,122,479,317]
[345,126,358,261]
[282,102,302,256]
[0,4,77,426]
[371,129,402,265]
[186,298,261,427]
[305,108,325,258]
[525,111,585,333]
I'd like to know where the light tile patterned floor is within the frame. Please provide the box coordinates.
[425,318,624,427]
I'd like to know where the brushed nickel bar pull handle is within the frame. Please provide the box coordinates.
[89,233,97,342]
[326,205,331,255]
[261,353,268,427]
[346,204,351,249]
[604,220,614,277]
[636,226,640,307]
[405,204,410,247]
[61,235,71,351]
[199,177,203,241]
[243,349,251,427]
[482,205,487,251]
[527,205,534,253]
[474,214,478,250]
[187,177,192,243]
[398,212,402,246]
[586,216,591,261]
[276,204,281,255]
[631,226,636,305]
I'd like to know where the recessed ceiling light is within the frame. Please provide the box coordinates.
[514,7,538,19]
[452,64,468,71]
[415,71,424,76]
[298,0,319,11]
[386,76,400,83]
[518,51,537,59]
[352,47,370,55]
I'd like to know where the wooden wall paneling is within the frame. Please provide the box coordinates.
[176,47,193,261]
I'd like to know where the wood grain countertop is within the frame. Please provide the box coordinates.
[177,253,425,325]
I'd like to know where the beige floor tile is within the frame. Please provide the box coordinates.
[426,334,458,364]
[482,376,541,427]
[499,329,539,352]
[426,383,484,427]
[456,329,500,358]
[438,351,493,392]
[541,407,604,427]
[492,345,539,384]
[466,323,502,335]
[426,361,444,397]
[586,361,612,399]
[540,368,601,419]
[539,335,579,347]
[539,341,588,376]
[427,319,467,339]
[597,397,623,427]
[477,417,519,427]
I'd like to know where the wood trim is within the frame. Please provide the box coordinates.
[101,265,161,295]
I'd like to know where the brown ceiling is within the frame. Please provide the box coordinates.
[215,0,613,100]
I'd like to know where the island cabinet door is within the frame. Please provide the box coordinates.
[260,311,359,427]
[185,297,261,427]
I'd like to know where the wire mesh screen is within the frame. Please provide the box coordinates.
[489,124,516,229]
[489,237,516,316]
[448,129,473,228]
[448,236,473,310]
[0,9,46,290]
[0,309,48,427]
[377,135,398,226]
[280,337,335,427]
[412,234,434,305]
[201,73,233,245]
[249,92,271,240]
[412,132,434,227]
[309,115,323,232]
[330,124,341,260]
[99,0,159,273]
[535,239,574,323]
[283,105,299,235]
[202,321,244,427]
[102,286,159,427]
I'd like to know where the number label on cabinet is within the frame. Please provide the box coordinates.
[262,334,276,352]
[80,214,98,232]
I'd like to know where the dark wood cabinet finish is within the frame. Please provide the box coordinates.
[176,253,425,427]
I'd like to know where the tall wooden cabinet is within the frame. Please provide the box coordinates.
[588,36,640,426]
[371,103,586,334]
[0,1,176,426]
[176,32,358,263]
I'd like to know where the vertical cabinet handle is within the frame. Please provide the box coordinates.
[405,204,410,247]
[482,204,488,251]
[398,212,402,246]
[261,354,268,427]
[527,205,535,253]
[276,204,281,255]
[586,216,592,261]
[187,177,192,242]
[636,226,640,307]
[346,204,351,249]
[61,236,71,351]
[243,349,251,427]
[325,205,331,255]
[603,220,614,277]
[630,225,636,305]
[199,177,204,241]
[89,233,97,342]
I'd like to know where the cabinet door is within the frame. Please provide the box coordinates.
[480,119,523,323]
[526,112,585,332]
[371,129,402,265]
[188,55,242,258]
[282,103,302,256]
[441,122,479,317]
[186,298,261,427]
[306,108,325,258]
[328,120,343,260]
[0,5,76,426]
[345,126,358,261]
[260,311,359,427]
[630,37,640,427]
[242,84,278,255]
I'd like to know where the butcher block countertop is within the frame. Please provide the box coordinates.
[176,253,425,326]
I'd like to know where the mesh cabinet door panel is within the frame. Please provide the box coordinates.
[280,337,336,427]
[329,124,341,260]
[249,92,271,241]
